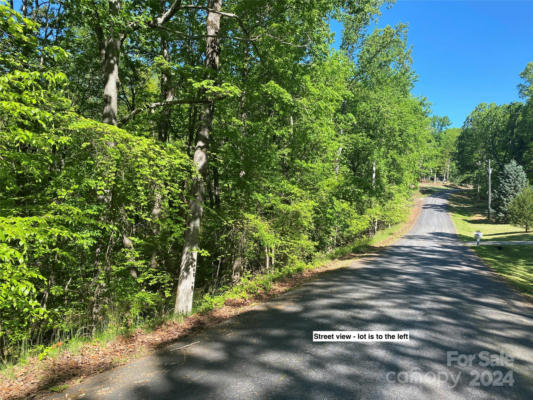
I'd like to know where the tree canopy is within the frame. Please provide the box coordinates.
[1,0,442,362]
[454,63,532,206]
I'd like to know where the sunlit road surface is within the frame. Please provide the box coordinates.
[51,191,533,400]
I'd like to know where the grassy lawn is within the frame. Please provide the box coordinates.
[475,246,533,298]
[448,190,533,243]
[448,189,533,298]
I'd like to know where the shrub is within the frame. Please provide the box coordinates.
[508,186,533,232]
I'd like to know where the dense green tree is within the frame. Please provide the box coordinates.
[492,160,528,222]
[0,3,190,359]
[421,125,459,183]
[456,63,533,188]
[508,186,533,232]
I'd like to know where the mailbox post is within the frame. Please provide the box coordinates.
[474,231,483,246]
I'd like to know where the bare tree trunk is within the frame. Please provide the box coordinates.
[97,0,184,126]
[158,1,174,141]
[187,106,198,155]
[231,229,245,283]
[102,36,121,125]
[239,43,249,133]
[175,0,222,315]
[39,1,53,67]
[232,256,243,283]
[100,0,122,126]
[174,105,211,314]
[212,257,222,293]
[213,165,220,207]
[372,160,376,188]
[150,191,162,269]
[32,0,38,21]
[335,129,343,176]
[371,160,377,235]
[290,115,294,136]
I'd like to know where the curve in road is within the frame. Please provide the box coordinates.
[52,191,533,400]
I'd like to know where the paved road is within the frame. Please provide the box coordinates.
[52,191,533,400]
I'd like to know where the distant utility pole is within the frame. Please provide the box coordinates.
[476,160,481,199]
[488,159,492,220]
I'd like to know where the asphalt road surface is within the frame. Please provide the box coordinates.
[52,191,533,400]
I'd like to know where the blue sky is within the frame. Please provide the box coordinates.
[331,0,533,128]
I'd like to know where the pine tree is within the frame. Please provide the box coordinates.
[492,160,528,222]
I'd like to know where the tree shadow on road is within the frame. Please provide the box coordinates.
[68,229,533,400]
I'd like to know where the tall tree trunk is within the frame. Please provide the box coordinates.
[150,191,162,269]
[102,36,121,125]
[102,0,121,126]
[175,0,222,315]
[232,256,243,283]
[371,160,376,188]
[158,1,173,141]
[213,164,220,207]
[32,0,38,21]
[238,43,249,135]
[290,115,294,135]
[335,129,343,176]
[174,104,212,315]
[187,106,198,155]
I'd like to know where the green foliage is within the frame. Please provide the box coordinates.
[508,186,533,232]
[0,3,39,71]
[0,2,192,362]
[48,384,69,393]
[455,63,533,188]
[493,161,528,222]
[518,62,533,99]
[0,218,49,347]
[0,110,191,360]
[1,0,439,367]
